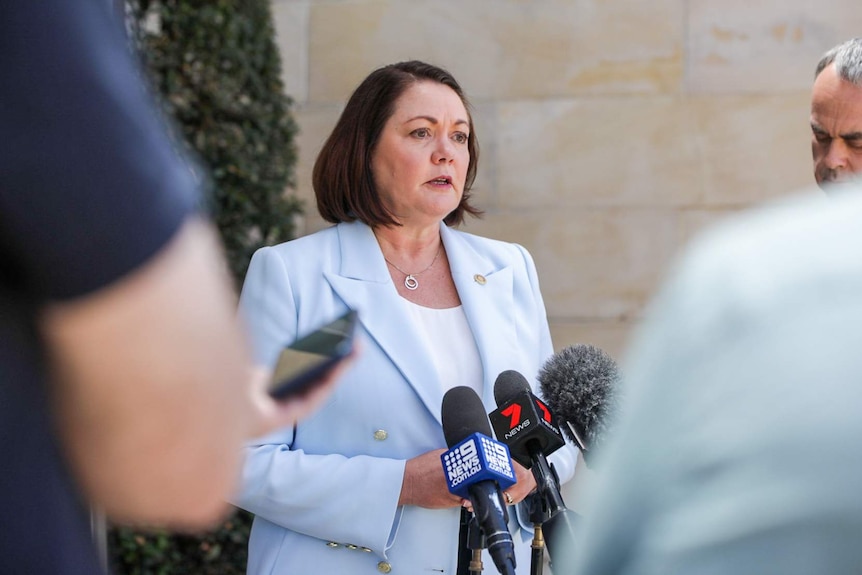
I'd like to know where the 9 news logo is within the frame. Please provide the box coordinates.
[443,438,482,487]
[443,435,514,488]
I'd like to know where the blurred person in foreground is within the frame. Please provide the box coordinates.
[811,37,862,191]
[0,2,344,573]
[232,60,579,574]
[561,184,862,575]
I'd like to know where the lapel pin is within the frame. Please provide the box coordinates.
[473,274,487,285]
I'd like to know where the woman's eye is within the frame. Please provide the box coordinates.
[453,132,469,144]
[413,128,430,138]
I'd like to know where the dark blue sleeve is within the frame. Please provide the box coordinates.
[0,0,202,300]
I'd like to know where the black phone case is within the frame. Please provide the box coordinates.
[268,309,357,399]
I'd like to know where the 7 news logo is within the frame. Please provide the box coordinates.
[501,397,553,430]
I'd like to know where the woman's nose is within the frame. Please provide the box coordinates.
[431,137,455,164]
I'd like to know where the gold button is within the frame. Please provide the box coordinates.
[361,547,372,552]
[373,429,388,441]
[377,561,392,573]
[473,274,486,285]
[347,544,358,550]
[326,541,339,548]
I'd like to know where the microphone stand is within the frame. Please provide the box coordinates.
[457,507,473,575]
[466,514,487,575]
[527,450,580,573]
[526,493,550,575]
[463,502,520,575]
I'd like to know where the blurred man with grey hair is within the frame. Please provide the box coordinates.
[810,37,862,191]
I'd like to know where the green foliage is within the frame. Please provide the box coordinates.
[109,0,301,572]
[130,0,302,285]
[109,510,253,575]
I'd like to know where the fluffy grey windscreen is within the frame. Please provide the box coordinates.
[537,344,621,456]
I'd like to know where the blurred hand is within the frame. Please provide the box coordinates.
[399,448,463,509]
[250,348,358,436]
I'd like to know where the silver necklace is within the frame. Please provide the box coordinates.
[383,245,442,291]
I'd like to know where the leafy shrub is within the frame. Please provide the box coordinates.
[109,0,301,572]
[126,0,301,285]
[109,513,252,575]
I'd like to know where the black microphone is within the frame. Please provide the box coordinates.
[489,370,566,510]
[490,370,579,573]
[490,370,566,468]
[537,344,621,468]
[442,386,517,575]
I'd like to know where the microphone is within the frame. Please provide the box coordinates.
[489,370,565,469]
[490,370,578,573]
[441,386,517,575]
[537,344,621,468]
[489,371,566,509]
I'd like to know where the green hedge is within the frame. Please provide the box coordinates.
[109,513,252,575]
[126,0,301,285]
[109,1,301,572]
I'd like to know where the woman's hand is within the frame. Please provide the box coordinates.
[399,448,537,511]
[500,460,536,506]
[456,460,537,513]
[399,449,464,509]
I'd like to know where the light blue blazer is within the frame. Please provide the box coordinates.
[233,220,578,575]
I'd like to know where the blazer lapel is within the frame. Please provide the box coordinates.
[324,222,444,423]
[442,225,517,411]
[324,222,519,422]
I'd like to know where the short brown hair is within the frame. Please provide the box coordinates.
[312,60,481,227]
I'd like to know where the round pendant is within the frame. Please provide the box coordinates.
[404,275,419,290]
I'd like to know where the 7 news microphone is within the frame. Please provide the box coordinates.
[441,386,518,575]
[490,370,566,513]
[489,370,579,572]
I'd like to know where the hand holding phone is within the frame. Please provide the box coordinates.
[267,309,358,400]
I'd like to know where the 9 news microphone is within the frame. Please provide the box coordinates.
[537,344,621,468]
[441,386,517,575]
[489,370,566,513]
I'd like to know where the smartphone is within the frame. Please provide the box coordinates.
[267,309,358,400]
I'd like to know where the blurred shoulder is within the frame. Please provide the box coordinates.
[678,185,862,292]
[644,185,862,346]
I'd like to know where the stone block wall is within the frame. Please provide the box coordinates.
[271,0,860,361]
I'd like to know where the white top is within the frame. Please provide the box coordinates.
[404,301,483,397]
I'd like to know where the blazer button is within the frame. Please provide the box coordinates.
[377,561,392,573]
[346,544,358,550]
[373,429,388,441]
[473,274,487,285]
[326,541,339,548]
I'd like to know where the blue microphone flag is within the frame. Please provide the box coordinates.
[441,432,516,499]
